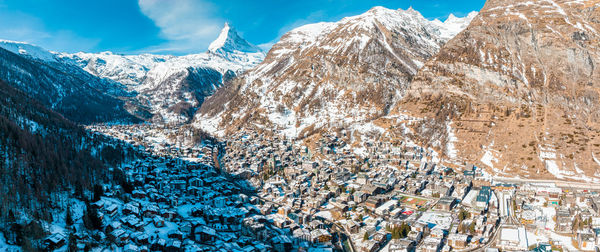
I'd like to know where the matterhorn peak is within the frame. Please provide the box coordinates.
[208,23,261,55]
[447,13,458,21]
[405,6,420,14]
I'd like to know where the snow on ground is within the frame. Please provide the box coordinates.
[481,150,497,169]
[462,189,479,208]
[540,206,556,230]
[481,142,501,173]
[445,122,458,160]
[0,232,21,251]
[315,211,333,221]
[416,211,452,230]
[143,221,180,241]
[0,40,58,62]
[544,160,563,179]
[549,232,577,251]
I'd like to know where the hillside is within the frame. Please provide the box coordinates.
[0,42,138,124]
[0,79,138,229]
[197,7,476,139]
[402,0,600,180]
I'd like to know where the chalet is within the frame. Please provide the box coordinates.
[365,197,381,209]
[166,239,182,252]
[310,229,332,243]
[123,203,140,216]
[419,237,443,252]
[373,232,387,243]
[362,185,384,196]
[153,216,165,228]
[476,187,491,209]
[109,229,129,246]
[362,240,380,252]
[161,210,177,220]
[388,239,416,252]
[577,231,596,251]
[132,189,147,199]
[436,197,457,211]
[345,220,360,234]
[272,235,293,252]
[556,208,573,233]
[167,230,184,240]
[447,233,469,248]
[407,231,422,243]
[194,226,217,243]
[151,238,167,251]
[124,243,139,252]
[106,204,118,217]
[143,204,159,217]
[292,228,311,244]
[354,191,367,203]
[132,232,150,245]
[91,200,105,210]
[44,233,66,250]
[189,177,203,187]
[171,180,186,191]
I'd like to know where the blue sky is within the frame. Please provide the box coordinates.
[0,0,485,55]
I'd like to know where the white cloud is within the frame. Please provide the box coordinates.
[138,0,225,54]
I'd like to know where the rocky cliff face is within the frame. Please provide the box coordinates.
[197,7,476,139]
[403,0,600,180]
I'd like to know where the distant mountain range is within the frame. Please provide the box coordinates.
[0,23,265,123]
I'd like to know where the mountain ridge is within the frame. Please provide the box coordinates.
[196,7,477,140]
[59,23,265,123]
[401,0,600,180]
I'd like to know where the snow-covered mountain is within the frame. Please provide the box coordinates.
[403,0,600,180]
[197,6,476,138]
[208,22,263,60]
[431,11,478,41]
[0,39,59,62]
[60,23,265,123]
[0,40,139,123]
[62,52,174,87]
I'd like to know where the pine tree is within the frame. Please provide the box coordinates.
[363,232,369,241]
[93,184,103,202]
[66,206,73,227]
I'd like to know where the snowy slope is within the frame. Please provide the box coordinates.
[197,6,477,137]
[60,52,174,87]
[431,11,479,41]
[209,22,262,61]
[0,42,139,123]
[57,23,265,123]
[0,39,58,63]
[405,0,600,179]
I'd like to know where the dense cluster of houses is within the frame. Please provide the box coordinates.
[219,130,600,251]
[40,125,600,251]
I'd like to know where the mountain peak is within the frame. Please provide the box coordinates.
[208,23,261,55]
